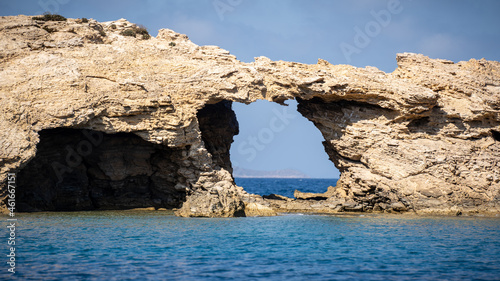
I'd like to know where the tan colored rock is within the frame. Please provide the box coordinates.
[0,15,499,217]
[243,202,277,217]
[294,189,329,200]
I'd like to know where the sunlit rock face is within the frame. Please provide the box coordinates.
[1,15,499,216]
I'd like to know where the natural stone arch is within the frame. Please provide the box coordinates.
[1,16,499,217]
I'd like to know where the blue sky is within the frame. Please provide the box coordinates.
[2,0,500,178]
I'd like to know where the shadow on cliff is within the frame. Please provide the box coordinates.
[15,128,187,212]
[403,106,498,140]
[296,96,398,172]
[197,100,239,173]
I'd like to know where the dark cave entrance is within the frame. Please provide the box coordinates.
[492,130,500,141]
[197,100,239,174]
[16,128,187,212]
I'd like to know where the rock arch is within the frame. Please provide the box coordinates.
[1,16,499,216]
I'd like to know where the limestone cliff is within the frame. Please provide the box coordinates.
[1,15,499,216]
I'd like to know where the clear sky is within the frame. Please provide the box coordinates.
[2,0,500,178]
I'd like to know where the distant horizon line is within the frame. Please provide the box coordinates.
[232,166,338,179]
[233,177,339,180]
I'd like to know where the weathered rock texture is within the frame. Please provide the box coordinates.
[1,15,499,216]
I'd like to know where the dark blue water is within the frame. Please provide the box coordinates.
[234,178,337,198]
[2,179,500,280]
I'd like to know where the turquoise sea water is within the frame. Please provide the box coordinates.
[234,178,338,198]
[2,179,500,280]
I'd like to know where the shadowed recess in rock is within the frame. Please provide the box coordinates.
[296,97,397,169]
[197,100,239,174]
[16,128,187,212]
[492,130,500,141]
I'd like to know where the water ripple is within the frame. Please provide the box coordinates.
[2,211,500,280]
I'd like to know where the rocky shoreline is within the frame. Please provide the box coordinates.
[1,15,499,217]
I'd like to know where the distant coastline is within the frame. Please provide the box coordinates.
[232,167,310,178]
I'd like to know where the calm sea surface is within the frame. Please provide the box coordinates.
[3,178,500,280]
[234,177,337,198]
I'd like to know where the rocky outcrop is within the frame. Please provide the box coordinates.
[290,55,500,215]
[1,15,499,216]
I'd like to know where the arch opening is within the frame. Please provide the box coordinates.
[230,99,340,198]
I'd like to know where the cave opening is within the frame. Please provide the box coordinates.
[197,100,239,173]
[492,130,500,141]
[229,99,340,198]
[15,128,187,212]
[16,98,343,212]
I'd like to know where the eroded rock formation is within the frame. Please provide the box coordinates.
[1,15,499,216]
